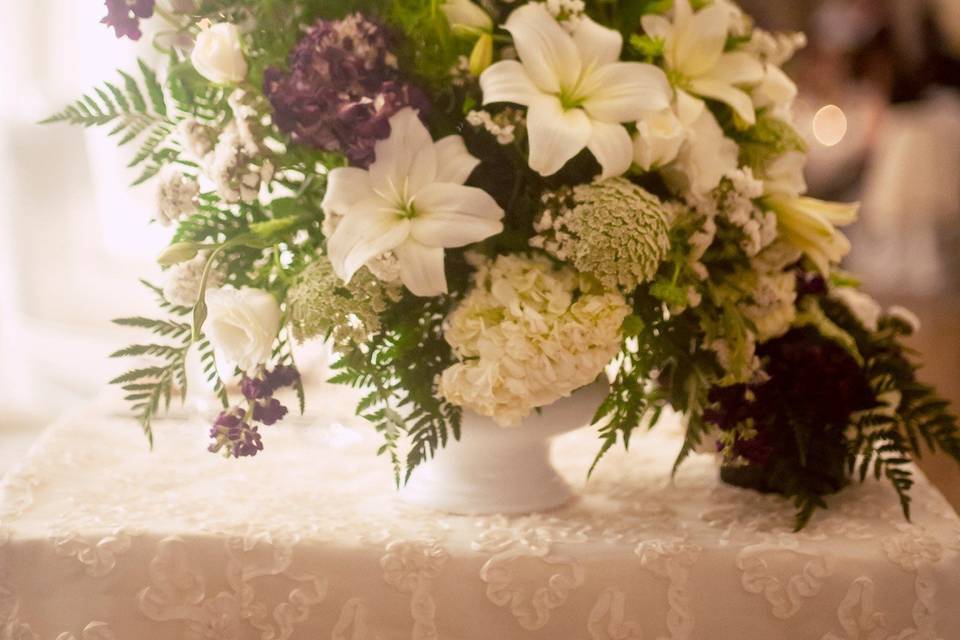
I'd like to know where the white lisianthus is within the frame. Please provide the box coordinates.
[439,254,629,426]
[632,108,686,171]
[322,108,504,297]
[830,287,882,332]
[752,64,797,119]
[642,0,764,125]
[480,3,670,179]
[205,287,281,374]
[657,91,739,196]
[191,23,248,84]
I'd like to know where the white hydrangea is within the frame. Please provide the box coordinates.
[163,252,223,307]
[156,168,199,226]
[439,254,629,426]
[741,270,797,341]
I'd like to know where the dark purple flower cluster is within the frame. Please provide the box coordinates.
[705,327,874,468]
[208,365,300,458]
[263,13,430,167]
[101,0,154,41]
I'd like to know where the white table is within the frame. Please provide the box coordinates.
[2,400,959,639]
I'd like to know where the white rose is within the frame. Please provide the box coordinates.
[205,287,281,373]
[191,23,248,85]
[633,108,686,171]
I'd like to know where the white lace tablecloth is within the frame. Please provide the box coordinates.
[2,400,960,640]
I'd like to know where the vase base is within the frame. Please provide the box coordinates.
[400,462,575,515]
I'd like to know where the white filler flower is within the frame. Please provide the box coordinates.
[323,108,504,297]
[642,0,763,125]
[191,23,248,84]
[480,3,670,178]
[205,287,281,373]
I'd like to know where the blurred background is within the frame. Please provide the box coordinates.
[0,0,958,505]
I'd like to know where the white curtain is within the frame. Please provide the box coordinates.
[0,1,167,429]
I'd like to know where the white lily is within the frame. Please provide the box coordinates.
[480,3,670,179]
[322,108,504,297]
[751,63,797,120]
[635,90,738,196]
[762,152,858,275]
[642,0,764,125]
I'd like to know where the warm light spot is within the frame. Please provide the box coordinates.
[812,105,847,147]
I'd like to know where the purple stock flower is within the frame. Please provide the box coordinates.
[241,365,300,400]
[263,13,430,166]
[101,0,155,41]
[252,398,289,426]
[265,365,300,392]
[208,408,264,458]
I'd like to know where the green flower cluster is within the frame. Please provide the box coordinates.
[531,178,671,293]
[286,258,399,347]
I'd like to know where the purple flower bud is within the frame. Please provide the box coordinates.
[241,376,271,400]
[252,398,289,426]
[265,365,300,392]
[101,0,154,40]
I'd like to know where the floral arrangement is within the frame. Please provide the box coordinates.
[50,0,959,528]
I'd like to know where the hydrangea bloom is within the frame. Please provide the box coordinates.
[263,14,430,167]
[531,178,670,293]
[439,254,629,426]
[101,0,154,40]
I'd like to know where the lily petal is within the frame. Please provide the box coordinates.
[411,183,504,247]
[369,108,437,199]
[581,62,671,123]
[671,0,728,77]
[480,60,541,107]
[700,51,764,86]
[525,96,592,176]
[503,3,581,94]
[433,135,481,185]
[572,15,622,68]
[395,241,448,296]
[321,167,372,216]
[587,121,633,180]
[327,198,410,281]
[641,14,672,41]
[689,77,757,124]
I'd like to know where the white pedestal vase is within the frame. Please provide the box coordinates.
[401,380,608,515]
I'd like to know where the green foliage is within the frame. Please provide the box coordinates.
[110,281,228,446]
[42,59,181,185]
[43,56,231,186]
[730,112,808,174]
[329,295,462,485]
[837,303,960,522]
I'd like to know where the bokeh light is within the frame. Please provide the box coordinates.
[812,104,848,146]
